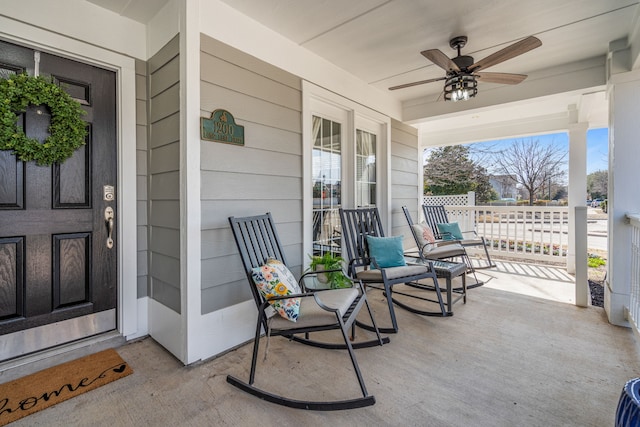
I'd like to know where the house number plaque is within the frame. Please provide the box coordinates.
[201,109,245,146]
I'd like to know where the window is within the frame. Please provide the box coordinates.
[356,129,376,207]
[303,82,389,262]
[312,116,342,255]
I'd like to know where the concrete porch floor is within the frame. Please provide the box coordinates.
[9,261,640,426]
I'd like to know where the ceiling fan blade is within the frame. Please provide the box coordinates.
[469,36,541,72]
[475,72,528,84]
[421,49,460,72]
[388,76,446,90]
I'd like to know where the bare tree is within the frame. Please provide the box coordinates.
[492,138,567,205]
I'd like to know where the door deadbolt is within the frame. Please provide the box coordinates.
[103,185,115,201]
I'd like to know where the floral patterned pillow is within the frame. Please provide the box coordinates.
[251,259,301,322]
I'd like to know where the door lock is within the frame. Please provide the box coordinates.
[105,206,114,249]
[103,185,115,201]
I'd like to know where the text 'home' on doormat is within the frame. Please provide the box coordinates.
[0,348,132,426]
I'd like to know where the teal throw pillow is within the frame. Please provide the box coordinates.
[436,222,463,240]
[366,235,406,268]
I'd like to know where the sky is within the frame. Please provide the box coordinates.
[454,127,609,175]
[586,128,608,174]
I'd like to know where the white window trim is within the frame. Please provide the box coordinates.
[302,81,391,263]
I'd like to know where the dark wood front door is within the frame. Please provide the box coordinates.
[0,40,117,360]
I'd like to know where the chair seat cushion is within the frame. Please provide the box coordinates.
[460,238,484,246]
[252,260,302,322]
[270,288,359,330]
[356,264,430,281]
[427,243,466,259]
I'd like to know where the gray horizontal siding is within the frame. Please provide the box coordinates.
[136,58,149,299]
[150,84,180,124]
[200,34,302,315]
[150,227,180,259]
[149,112,179,149]
[148,35,179,75]
[149,200,180,228]
[200,35,300,90]
[149,56,179,98]
[201,53,301,111]
[201,199,300,240]
[201,172,301,200]
[200,82,301,133]
[390,118,419,244]
[148,34,181,314]
[200,140,301,176]
[149,171,180,200]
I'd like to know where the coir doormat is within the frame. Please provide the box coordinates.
[0,348,132,426]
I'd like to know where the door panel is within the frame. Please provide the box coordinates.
[0,237,24,319]
[0,40,117,358]
[0,150,24,209]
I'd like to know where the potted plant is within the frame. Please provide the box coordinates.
[307,252,351,289]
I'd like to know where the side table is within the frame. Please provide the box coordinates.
[406,258,467,314]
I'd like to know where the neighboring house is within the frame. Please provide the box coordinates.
[0,1,637,370]
[489,174,519,200]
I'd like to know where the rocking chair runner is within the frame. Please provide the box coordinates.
[339,207,448,335]
[227,212,388,410]
[422,204,496,270]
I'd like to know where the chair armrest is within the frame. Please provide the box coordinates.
[405,257,435,270]
[403,249,421,258]
[440,229,478,241]
[347,257,373,274]
[265,292,316,302]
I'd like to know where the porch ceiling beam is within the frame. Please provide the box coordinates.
[418,88,607,147]
[403,56,606,124]
[420,111,572,147]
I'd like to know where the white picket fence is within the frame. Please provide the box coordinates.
[423,195,569,263]
[627,213,640,333]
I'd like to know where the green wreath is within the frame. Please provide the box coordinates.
[0,73,87,166]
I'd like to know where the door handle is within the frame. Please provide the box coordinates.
[105,206,114,249]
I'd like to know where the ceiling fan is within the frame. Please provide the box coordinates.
[389,35,542,101]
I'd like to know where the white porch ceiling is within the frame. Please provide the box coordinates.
[88,0,638,145]
[86,0,170,24]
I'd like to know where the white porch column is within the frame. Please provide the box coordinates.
[567,121,588,274]
[180,0,202,363]
[606,76,640,326]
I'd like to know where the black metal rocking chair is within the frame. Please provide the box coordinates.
[422,204,496,270]
[402,205,483,288]
[227,212,388,410]
[339,207,448,335]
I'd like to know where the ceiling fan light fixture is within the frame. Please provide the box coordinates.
[444,74,477,102]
